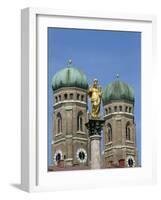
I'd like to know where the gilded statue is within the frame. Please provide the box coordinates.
[88,79,102,119]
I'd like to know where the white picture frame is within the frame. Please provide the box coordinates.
[21,7,156,192]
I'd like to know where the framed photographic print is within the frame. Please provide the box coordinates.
[21,8,156,192]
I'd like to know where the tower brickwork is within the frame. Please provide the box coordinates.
[52,87,89,167]
[51,62,90,169]
[102,79,138,168]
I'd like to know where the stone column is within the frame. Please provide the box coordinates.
[85,119,104,169]
[90,135,101,169]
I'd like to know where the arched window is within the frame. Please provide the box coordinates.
[55,96,58,103]
[77,93,80,100]
[81,95,84,101]
[64,93,68,100]
[77,112,83,131]
[108,107,112,113]
[58,95,61,101]
[126,122,131,140]
[70,93,73,99]
[57,113,62,133]
[105,108,108,115]
[107,123,112,142]
[125,106,128,112]
[114,106,117,112]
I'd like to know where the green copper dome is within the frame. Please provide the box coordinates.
[102,80,134,105]
[52,61,88,91]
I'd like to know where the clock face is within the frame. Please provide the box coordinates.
[126,156,135,167]
[76,148,87,163]
[53,150,63,163]
[56,153,61,161]
[128,158,133,167]
[79,151,85,160]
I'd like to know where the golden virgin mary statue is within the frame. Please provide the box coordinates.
[88,79,102,119]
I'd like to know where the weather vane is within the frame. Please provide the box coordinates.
[67,58,72,67]
[116,73,119,79]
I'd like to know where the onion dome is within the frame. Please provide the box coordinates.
[52,59,88,91]
[102,75,134,105]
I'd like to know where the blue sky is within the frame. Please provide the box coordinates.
[48,28,141,166]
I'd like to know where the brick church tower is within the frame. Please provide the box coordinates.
[102,76,138,168]
[51,60,90,169]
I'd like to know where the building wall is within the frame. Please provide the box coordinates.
[52,87,89,168]
[52,88,138,169]
[103,101,137,168]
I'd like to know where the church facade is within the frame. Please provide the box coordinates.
[51,61,138,170]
